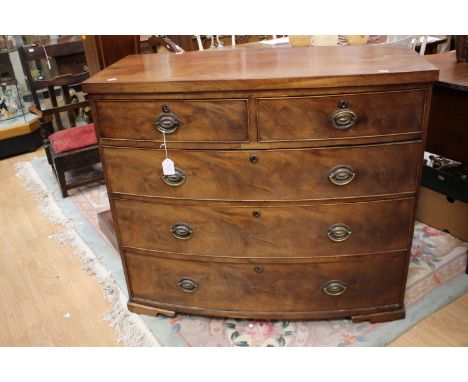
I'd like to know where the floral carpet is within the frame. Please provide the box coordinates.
[23,157,468,346]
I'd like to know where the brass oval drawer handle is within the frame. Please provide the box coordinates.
[162,167,186,187]
[327,224,351,242]
[177,278,198,293]
[329,165,355,186]
[155,105,180,134]
[330,109,357,130]
[171,222,193,240]
[323,280,347,296]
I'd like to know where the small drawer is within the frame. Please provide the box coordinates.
[95,99,249,142]
[114,197,414,258]
[257,89,426,142]
[103,141,422,201]
[125,250,405,316]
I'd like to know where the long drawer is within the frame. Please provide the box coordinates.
[95,99,249,142]
[103,141,422,201]
[114,197,414,258]
[125,250,405,316]
[257,89,426,142]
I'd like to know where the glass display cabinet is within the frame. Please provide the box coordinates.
[0,76,27,123]
[0,70,42,159]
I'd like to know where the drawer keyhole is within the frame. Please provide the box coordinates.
[339,99,349,109]
[252,209,261,218]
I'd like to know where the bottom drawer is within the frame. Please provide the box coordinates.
[125,250,406,318]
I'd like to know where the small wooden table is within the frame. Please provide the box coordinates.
[424,51,468,164]
[418,51,467,271]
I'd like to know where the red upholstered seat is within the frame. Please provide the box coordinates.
[49,123,97,154]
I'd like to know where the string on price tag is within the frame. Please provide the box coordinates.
[161,132,175,176]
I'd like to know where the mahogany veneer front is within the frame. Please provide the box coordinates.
[125,250,406,318]
[257,89,426,142]
[96,99,249,142]
[102,142,422,201]
[84,45,437,323]
[114,197,414,258]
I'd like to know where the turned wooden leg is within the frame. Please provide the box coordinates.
[352,307,406,324]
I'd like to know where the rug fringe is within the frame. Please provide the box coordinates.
[15,161,69,225]
[15,161,160,347]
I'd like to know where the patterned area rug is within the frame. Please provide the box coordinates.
[17,156,468,346]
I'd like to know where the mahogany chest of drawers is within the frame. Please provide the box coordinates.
[84,45,438,323]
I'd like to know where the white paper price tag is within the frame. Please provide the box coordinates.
[162,158,176,176]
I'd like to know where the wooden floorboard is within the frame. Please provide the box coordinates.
[390,293,468,346]
[0,149,117,346]
[0,149,466,346]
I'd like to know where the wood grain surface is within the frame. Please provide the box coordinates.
[0,151,117,346]
[113,197,414,258]
[125,250,405,318]
[83,45,438,93]
[102,141,422,201]
[257,89,426,142]
[96,99,249,142]
[425,50,468,91]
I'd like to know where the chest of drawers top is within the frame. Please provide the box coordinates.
[83,45,438,94]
